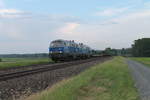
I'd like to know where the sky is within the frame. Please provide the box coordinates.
[0,0,150,54]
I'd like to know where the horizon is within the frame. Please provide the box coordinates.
[0,0,150,54]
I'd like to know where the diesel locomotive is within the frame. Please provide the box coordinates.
[49,39,93,62]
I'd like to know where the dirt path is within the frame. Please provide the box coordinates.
[127,59,150,100]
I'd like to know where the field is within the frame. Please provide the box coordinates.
[26,57,139,100]
[0,58,51,69]
[131,57,150,67]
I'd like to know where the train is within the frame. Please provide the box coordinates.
[49,39,93,62]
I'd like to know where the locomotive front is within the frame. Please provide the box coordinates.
[49,40,66,62]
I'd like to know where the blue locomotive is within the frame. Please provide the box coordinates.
[49,39,93,62]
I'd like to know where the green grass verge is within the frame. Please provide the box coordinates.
[131,57,150,67]
[0,58,52,69]
[26,57,139,100]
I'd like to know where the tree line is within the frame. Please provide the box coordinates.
[132,38,150,57]
[102,38,150,57]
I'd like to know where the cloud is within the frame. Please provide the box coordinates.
[89,9,150,49]
[0,13,82,53]
[0,1,27,19]
[112,9,150,23]
[0,13,82,43]
[0,19,24,40]
[59,8,150,50]
[0,9,21,14]
[1,2,150,54]
[1,8,150,53]
[58,22,80,34]
[95,7,129,17]
[0,9,31,18]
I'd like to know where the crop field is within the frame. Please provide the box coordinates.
[131,57,150,67]
[26,57,139,100]
[0,58,51,69]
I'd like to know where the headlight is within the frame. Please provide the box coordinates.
[50,51,53,53]
[59,51,62,53]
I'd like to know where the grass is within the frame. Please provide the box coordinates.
[26,57,139,100]
[0,57,52,69]
[131,57,150,67]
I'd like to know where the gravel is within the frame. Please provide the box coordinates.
[126,59,150,100]
[0,57,111,100]
[0,63,54,75]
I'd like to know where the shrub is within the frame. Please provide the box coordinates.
[0,58,2,62]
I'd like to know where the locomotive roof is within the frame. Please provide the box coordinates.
[51,39,91,48]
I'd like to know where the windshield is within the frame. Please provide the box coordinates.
[50,41,65,47]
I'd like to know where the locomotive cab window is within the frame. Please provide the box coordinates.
[50,40,65,47]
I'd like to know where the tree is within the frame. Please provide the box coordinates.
[104,47,117,56]
[0,58,2,62]
[132,38,150,57]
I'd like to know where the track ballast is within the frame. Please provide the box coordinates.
[0,57,104,81]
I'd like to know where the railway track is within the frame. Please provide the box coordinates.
[0,57,106,81]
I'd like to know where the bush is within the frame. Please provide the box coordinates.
[0,58,2,62]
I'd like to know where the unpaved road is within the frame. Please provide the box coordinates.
[127,59,150,100]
